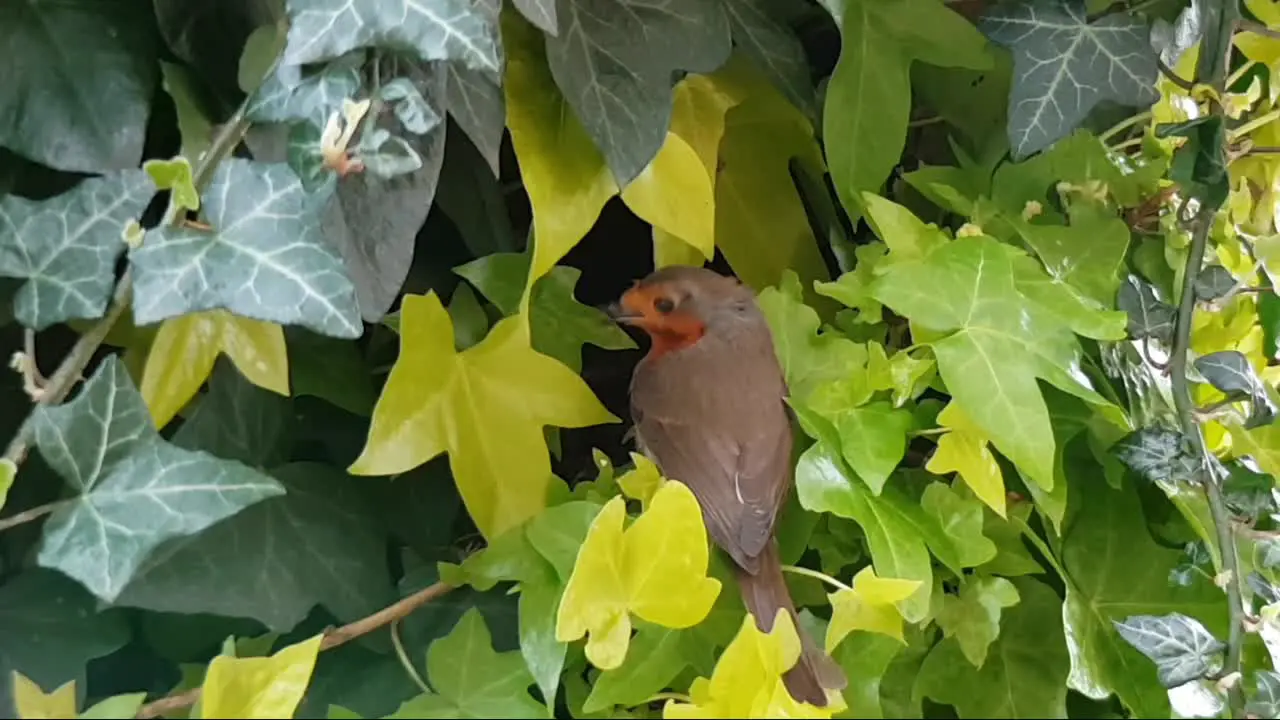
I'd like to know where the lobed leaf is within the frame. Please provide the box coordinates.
[1113,614,1225,688]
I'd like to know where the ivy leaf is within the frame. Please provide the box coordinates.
[1150,0,1203,66]
[454,252,635,373]
[917,578,1069,717]
[0,570,129,718]
[926,402,1007,518]
[1195,350,1278,429]
[544,0,730,185]
[1246,671,1280,719]
[139,311,290,430]
[1113,614,1225,688]
[826,401,914,495]
[826,567,922,650]
[1194,265,1237,302]
[30,356,285,603]
[512,0,555,34]
[582,626,700,712]
[872,231,1119,492]
[936,577,1020,668]
[758,271,866,403]
[0,169,154,330]
[980,0,1159,158]
[720,0,814,117]
[1011,212,1130,308]
[920,483,997,568]
[794,443,936,622]
[1117,275,1175,345]
[1061,470,1226,716]
[11,673,76,719]
[79,692,147,719]
[1157,116,1230,209]
[281,0,501,75]
[814,243,888,324]
[662,610,844,717]
[446,61,506,176]
[1113,428,1205,485]
[1,0,158,173]
[144,157,199,212]
[0,459,13,514]
[130,159,363,339]
[246,52,364,125]
[555,482,721,670]
[351,293,616,538]
[391,609,544,718]
[517,564,566,711]
[502,11,617,285]
[829,629,901,718]
[202,634,324,718]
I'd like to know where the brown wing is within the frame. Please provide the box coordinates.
[629,364,793,575]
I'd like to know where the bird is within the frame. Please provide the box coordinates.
[607,265,847,707]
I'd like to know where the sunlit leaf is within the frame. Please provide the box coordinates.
[936,576,1020,668]
[201,634,323,718]
[826,567,921,650]
[11,673,76,720]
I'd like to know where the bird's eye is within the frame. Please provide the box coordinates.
[653,297,675,314]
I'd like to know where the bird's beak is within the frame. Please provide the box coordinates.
[605,301,644,325]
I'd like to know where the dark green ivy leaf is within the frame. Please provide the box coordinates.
[980,0,1159,159]
[1194,265,1237,302]
[1194,350,1278,428]
[246,51,365,125]
[1112,613,1225,688]
[1156,116,1230,210]
[1117,275,1175,345]
[1246,670,1280,719]
[1113,428,1204,485]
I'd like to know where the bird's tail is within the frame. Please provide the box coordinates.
[734,539,848,707]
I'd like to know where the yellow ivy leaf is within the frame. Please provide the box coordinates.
[11,673,76,719]
[1237,0,1280,65]
[502,9,617,296]
[1229,423,1280,478]
[201,634,322,719]
[825,566,921,651]
[623,133,715,262]
[926,402,1007,516]
[662,610,843,718]
[0,458,14,513]
[556,481,721,669]
[350,292,616,539]
[140,309,289,430]
[712,55,831,301]
[653,227,709,269]
[617,452,665,509]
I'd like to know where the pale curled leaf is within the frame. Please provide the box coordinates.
[282,0,501,75]
[981,0,1159,158]
[0,170,155,329]
[1113,613,1225,688]
[130,159,363,338]
[30,356,285,602]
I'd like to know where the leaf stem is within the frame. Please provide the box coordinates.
[644,692,693,705]
[133,581,456,719]
[1171,0,1245,713]
[1,98,253,469]
[781,564,852,592]
[1099,110,1152,146]
[390,618,431,693]
[0,498,71,533]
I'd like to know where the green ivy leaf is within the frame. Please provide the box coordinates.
[920,483,997,568]
[144,157,199,212]
[721,0,815,117]
[582,625,699,712]
[814,242,888,324]
[517,559,568,710]
[936,576,1020,668]
[1157,116,1230,209]
[544,0,730,185]
[1118,275,1176,345]
[830,629,901,719]
[872,231,1120,491]
[980,0,1159,158]
[1195,350,1279,429]
[246,52,364,125]
[282,0,500,74]
[0,169,155,330]
[1246,670,1280,719]
[1012,211,1130,308]
[1195,265,1237,302]
[31,355,285,602]
[1113,428,1205,485]
[758,271,866,403]
[0,570,129,718]
[1060,470,1226,716]
[1112,613,1225,688]
[445,60,506,176]
[455,252,635,373]
[389,608,545,718]
[0,0,158,173]
[131,159,363,338]
[917,578,1069,717]
[79,692,148,719]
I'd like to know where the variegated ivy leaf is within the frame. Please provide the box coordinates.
[445,61,505,176]
[0,170,155,330]
[30,356,285,603]
[246,50,365,125]
[130,158,363,338]
[1112,613,1225,688]
[281,0,502,77]
[1194,350,1279,429]
[1117,274,1175,345]
[981,0,1159,158]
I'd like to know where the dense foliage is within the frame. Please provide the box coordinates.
[3,0,1280,717]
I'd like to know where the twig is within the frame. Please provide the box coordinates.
[134,581,456,719]
[1238,18,1280,40]
[0,498,70,533]
[0,100,253,468]
[1170,0,1244,714]
[1157,57,1196,91]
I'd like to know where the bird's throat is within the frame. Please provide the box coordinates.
[643,323,706,360]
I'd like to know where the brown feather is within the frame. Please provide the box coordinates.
[619,266,847,706]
